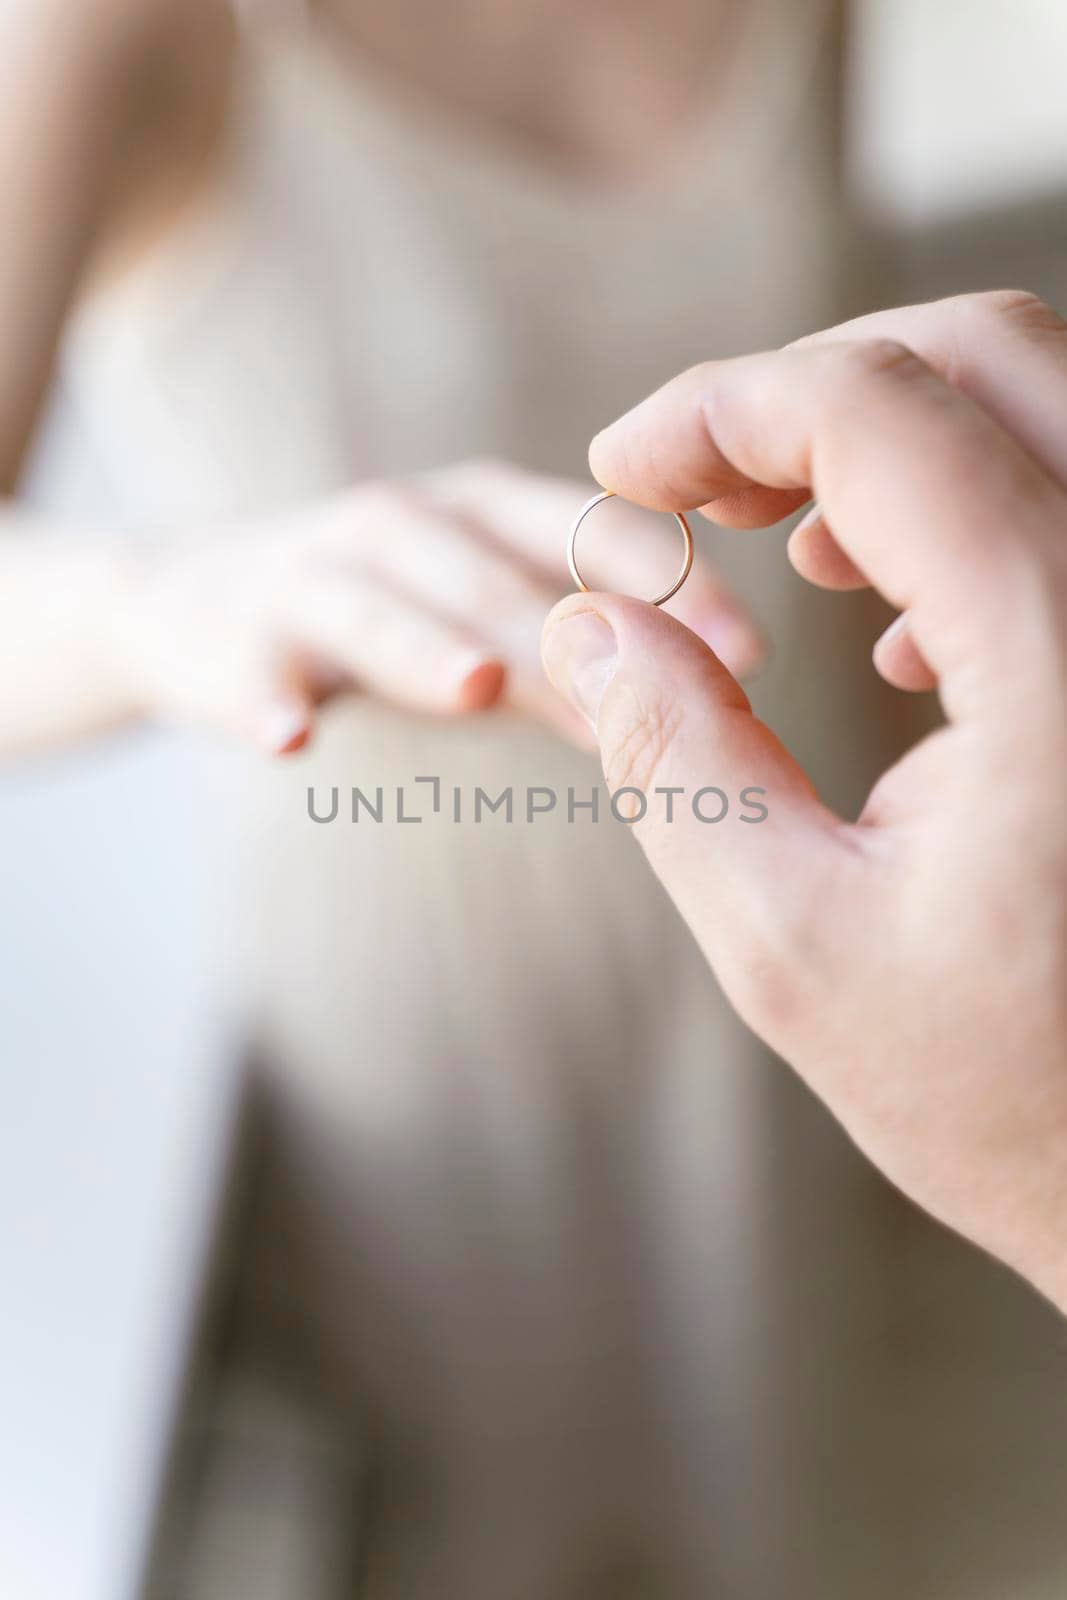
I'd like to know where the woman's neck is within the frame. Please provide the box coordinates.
[315,0,737,181]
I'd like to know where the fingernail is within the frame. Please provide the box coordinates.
[879,611,910,644]
[456,656,507,712]
[543,611,618,730]
[792,502,822,537]
[259,701,311,756]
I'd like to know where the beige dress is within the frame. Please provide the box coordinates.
[24,10,1067,1599]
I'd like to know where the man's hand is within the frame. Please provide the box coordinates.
[542,291,1067,1308]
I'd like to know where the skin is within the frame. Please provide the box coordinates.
[0,0,237,484]
[542,289,1067,1312]
[313,0,737,181]
[2,462,761,758]
[0,0,761,760]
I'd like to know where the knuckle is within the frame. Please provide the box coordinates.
[348,481,420,538]
[960,287,1066,340]
[936,291,1067,393]
[333,479,391,520]
[811,340,931,440]
[366,480,418,517]
[832,336,924,385]
[300,483,414,578]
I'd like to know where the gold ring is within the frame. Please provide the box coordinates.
[567,490,694,607]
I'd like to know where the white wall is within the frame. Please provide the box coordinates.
[0,737,242,1600]
[852,0,1067,223]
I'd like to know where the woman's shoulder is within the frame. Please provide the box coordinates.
[80,0,240,294]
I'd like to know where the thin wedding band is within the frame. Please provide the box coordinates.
[567,490,694,607]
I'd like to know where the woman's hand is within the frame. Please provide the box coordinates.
[68,459,757,756]
[542,292,1067,1309]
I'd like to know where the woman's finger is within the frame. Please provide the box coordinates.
[424,459,766,675]
[346,495,598,738]
[286,568,506,717]
[355,491,561,629]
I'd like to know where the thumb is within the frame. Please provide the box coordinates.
[541,594,852,1029]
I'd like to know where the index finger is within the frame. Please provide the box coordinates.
[589,340,1067,723]
[707,290,1067,531]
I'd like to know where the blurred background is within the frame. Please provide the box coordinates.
[3,3,1067,1598]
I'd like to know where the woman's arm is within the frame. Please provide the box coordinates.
[0,0,239,752]
[1,463,764,758]
[0,0,236,488]
[0,526,146,753]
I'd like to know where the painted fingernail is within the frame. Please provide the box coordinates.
[542,611,618,730]
[259,701,311,755]
[456,657,507,712]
